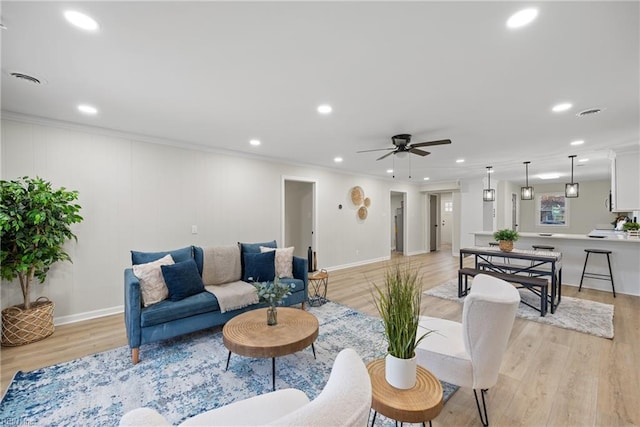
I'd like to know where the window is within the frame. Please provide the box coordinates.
[537,193,569,226]
[444,201,453,212]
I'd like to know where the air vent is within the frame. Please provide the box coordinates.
[577,108,603,117]
[10,72,42,85]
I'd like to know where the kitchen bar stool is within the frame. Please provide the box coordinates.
[579,249,616,297]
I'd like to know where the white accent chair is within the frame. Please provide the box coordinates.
[119,348,372,427]
[416,274,520,426]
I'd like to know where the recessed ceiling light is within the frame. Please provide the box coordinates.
[317,104,332,114]
[507,8,538,29]
[386,169,393,174]
[552,103,573,112]
[578,158,589,162]
[249,139,261,146]
[423,177,430,181]
[64,10,99,31]
[538,173,561,180]
[334,157,343,163]
[456,159,465,163]
[77,104,98,115]
[570,140,584,146]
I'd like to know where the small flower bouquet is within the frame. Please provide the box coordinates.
[253,276,294,307]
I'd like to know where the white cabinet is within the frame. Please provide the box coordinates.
[612,151,640,212]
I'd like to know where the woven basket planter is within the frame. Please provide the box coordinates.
[1,297,54,347]
[498,240,514,252]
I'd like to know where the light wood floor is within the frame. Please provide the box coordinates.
[1,248,638,426]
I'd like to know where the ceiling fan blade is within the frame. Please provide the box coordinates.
[357,147,395,153]
[409,148,430,157]
[377,151,395,161]
[410,139,452,148]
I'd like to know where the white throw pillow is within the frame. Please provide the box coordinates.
[260,246,294,278]
[132,254,174,307]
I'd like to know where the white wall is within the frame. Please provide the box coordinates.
[518,180,614,234]
[1,118,425,322]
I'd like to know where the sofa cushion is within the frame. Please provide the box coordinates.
[260,246,294,278]
[278,277,305,293]
[161,259,206,301]
[243,251,276,282]
[132,254,174,307]
[132,246,193,265]
[140,291,219,327]
[202,246,242,286]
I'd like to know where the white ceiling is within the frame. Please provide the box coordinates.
[2,1,639,185]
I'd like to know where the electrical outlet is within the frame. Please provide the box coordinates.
[191,225,198,234]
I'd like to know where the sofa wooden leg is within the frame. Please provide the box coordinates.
[132,348,139,364]
[301,301,306,310]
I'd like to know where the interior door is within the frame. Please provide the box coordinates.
[430,194,438,251]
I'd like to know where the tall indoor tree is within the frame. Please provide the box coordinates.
[0,176,83,345]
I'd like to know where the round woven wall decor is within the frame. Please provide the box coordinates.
[358,206,368,220]
[364,197,371,207]
[351,186,364,206]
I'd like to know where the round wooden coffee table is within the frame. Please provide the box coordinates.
[367,358,443,426]
[223,307,319,391]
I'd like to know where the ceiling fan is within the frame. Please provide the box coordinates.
[357,134,452,161]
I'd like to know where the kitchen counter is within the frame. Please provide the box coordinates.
[472,231,640,296]
[473,230,640,243]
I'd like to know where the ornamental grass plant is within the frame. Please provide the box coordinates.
[372,262,429,360]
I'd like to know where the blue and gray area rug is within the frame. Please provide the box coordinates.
[0,301,457,426]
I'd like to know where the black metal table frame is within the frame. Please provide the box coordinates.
[225,344,316,391]
[459,247,562,314]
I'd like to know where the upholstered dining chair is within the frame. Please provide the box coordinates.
[416,274,520,426]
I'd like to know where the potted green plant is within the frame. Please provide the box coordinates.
[372,262,430,389]
[0,176,83,346]
[623,221,640,238]
[493,229,519,252]
[253,276,294,325]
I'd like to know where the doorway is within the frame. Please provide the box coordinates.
[511,192,519,231]
[390,191,406,255]
[282,178,316,259]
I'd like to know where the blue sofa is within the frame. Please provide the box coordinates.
[124,244,308,364]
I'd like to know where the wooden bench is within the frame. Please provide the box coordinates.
[458,268,549,316]
[476,261,552,276]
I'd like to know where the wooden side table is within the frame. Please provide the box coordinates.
[367,358,443,426]
[308,269,329,306]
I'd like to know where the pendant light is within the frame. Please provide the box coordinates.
[565,155,579,198]
[483,166,495,202]
[521,161,534,200]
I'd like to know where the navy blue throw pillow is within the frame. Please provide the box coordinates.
[131,246,193,265]
[161,259,205,301]
[239,240,277,277]
[243,251,276,282]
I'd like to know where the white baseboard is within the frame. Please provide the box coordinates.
[324,256,391,272]
[55,305,123,326]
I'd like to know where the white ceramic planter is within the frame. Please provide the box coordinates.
[385,353,417,389]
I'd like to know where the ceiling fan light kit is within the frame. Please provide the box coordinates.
[357,133,452,162]
[483,166,495,202]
